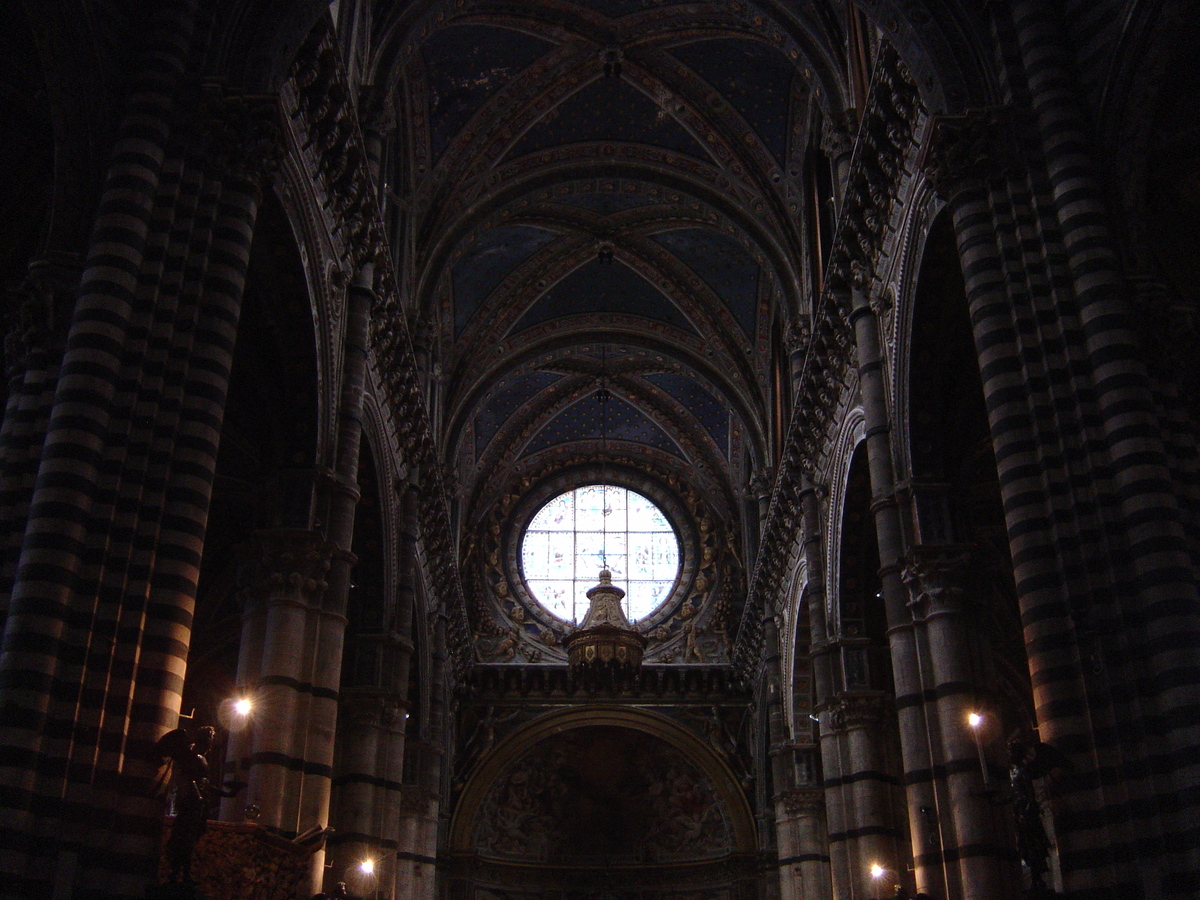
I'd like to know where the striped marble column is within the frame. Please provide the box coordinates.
[327,481,420,894]
[765,610,804,900]
[902,548,1017,899]
[0,93,272,900]
[799,481,834,708]
[793,482,835,899]
[826,696,902,900]
[396,609,447,900]
[0,253,81,627]
[846,282,945,899]
[925,87,1188,890]
[234,527,342,835]
[233,259,374,897]
[1008,6,1200,892]
[328,694,407,894]
[778,788,830,900]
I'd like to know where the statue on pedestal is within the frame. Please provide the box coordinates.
[1008,738,1071,897]
[155,725,244,884]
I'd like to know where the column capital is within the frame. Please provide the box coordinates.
[820,114,855,162]
[749,466,775,500]
[784,314,811,356]
[340,692,406,730]
[922,108,1028,201]
[188,86,283,189]
[781,786,825,817]
[4,252,82,376]
[238,528,349,606]
[357,83,397,140]
[901,546,975,620]
[830,694,891,731]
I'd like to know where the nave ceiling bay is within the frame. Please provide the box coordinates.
[372,0,853,565]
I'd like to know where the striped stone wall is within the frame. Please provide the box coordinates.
[0,4,282,895]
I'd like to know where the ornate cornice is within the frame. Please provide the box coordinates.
[733,43,922,683]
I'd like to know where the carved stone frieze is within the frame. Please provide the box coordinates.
[285,24,474,677]
[733,42,922,684]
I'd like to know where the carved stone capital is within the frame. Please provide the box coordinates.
[923,108,1027,201]
[340,693,405,730]
[820,115,855,162]
[781,787,825,817]
[830,695,890,731]
[238,528,345,606]
[189,87,283,190]
[783,315,811,358]
[749,467,775,500]
[902,546,974,620]
[1129,273,1200,395]
[357,83,396,139]
[4,252,81,375]
[869,283,895,319]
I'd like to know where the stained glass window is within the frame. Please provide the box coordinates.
[521,485,680,623]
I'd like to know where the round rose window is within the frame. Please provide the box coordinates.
[519,484,681,623]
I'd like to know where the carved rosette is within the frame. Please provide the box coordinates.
[902,547,974,621]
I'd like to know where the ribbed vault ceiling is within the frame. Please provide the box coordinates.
[375,0,849,524]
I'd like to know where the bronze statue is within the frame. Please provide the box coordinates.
[155,725,243,883]
[1008,738,1071,896]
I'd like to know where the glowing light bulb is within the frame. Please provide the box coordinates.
[234,698,252,717]
[968,712,983,729]
[360,859,375,875]
[870,863,885,880]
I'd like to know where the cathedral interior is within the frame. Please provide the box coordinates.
[2,1,1199,899]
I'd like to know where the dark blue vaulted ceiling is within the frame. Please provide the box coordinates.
[394,0,830,519]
